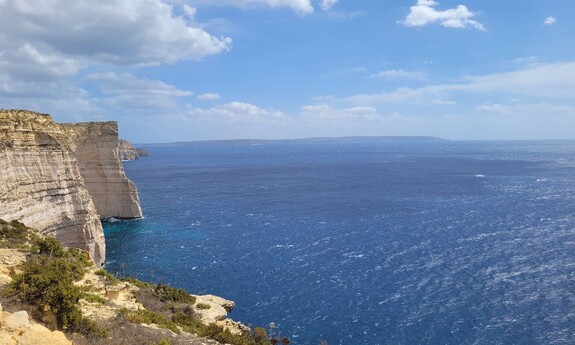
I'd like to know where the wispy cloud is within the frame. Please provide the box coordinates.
[370,69,425,81]
[187,0,315,14]
[197,93,222,101]
[401,0,485,31]
[544,16,557,25]
[342,62,575,106]
[187,102,287,123]
[86,72,193,111]
[318,0,337,11]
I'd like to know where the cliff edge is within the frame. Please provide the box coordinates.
[0,110,105,265]
[63,123,143,220]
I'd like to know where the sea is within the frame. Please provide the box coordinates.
[103,138,575,345]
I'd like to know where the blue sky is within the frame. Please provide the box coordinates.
[1,0,574,142]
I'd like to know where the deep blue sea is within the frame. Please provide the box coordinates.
[103,139,575,345]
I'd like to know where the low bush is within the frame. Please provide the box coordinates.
[95,269,119,284]
[82,292,107,305]
[0,219,40,249]
[3,236,107,338]
[121,276,152,289]
[34,237,65,257]
[153,284,196,304]
[120,308,180,334]
[195,302,211,310]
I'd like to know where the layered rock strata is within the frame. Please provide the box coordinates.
[0,110,105,265]
[63,122,143,219]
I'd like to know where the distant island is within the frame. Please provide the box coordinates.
[157,136,449,146]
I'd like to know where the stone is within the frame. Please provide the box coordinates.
[19,324,71,345]
[197,294,236,312]
[4,311,30,331]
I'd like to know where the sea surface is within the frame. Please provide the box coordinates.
[104,139,575,345]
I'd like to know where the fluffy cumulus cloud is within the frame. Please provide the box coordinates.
[0,0,231,119]
[402,0,484,30]
[544,16,557,25]
[0,0,231,67]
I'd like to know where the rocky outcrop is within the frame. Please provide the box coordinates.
[0,308,72,345]
[0,110,105,265]
[119,139,149,161]
[63,123,143,220]
[119,139,138,161]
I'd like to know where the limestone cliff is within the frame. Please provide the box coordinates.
[63,122,143,220]
[0,110,105,265]
[119,139,138,161]
[119,139,149,161]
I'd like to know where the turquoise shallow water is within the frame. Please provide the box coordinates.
[104,139,575,344]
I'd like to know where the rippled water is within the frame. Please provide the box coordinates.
[104,139,575,344]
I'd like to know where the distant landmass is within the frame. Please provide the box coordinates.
[154,136,448,146]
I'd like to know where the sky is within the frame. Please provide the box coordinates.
[0,0,574,143]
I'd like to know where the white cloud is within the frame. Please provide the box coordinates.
[401,0,485,30]
[432,99,456,105]
[544,16,557,25]
[475,102,571,115]
[188,102,287,123]
[318,0,337,11]
[0,0,232,121]
[197,93,222,101]
[342,62,575,106]
[0,1,231,66]
[300,104,382,121]
[370,69,425,81]
[187,0,314,14]
[461,62,575,98]
[86,72,193,111]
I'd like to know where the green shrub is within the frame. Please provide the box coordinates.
[171,312,205,334]
[121,308,180,334]
[7,256,82,329]
[0,219,40,249]
[34,237,66,257]
[252,327,269,345]
[69,317,109,338]
[153,284,196,304]
[195,302,211,310]
[4,236,107,338]
[95,269,119,284]
[121,276,153,288]
[82,292,107,305]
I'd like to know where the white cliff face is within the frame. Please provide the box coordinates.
[0,110,105,265]
[63,122,143,219]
